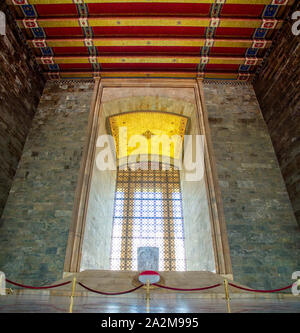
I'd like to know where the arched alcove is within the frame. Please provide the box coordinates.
[64,78,232,278]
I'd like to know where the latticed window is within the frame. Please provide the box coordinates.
[110,162,186,271]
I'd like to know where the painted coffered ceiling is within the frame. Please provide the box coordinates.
[7,0,294,81]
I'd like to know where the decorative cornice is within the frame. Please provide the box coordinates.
[203,79,252,86]
[46,77,252,87]
[47,79,94,85]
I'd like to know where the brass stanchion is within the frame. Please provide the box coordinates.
[224,279,231,313]
[69,276,76,313]
[146,279,150,313]
[6,288,13,295]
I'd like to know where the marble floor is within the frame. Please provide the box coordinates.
[0,293,299,313]
[1,271,299,313]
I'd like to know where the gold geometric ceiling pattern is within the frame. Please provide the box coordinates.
[108,111,188,161]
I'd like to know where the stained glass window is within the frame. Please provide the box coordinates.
[110,162,186,271]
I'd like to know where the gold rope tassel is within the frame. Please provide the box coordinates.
[224,279,231,313]
[146,279,150,313]
[69,276,76,313]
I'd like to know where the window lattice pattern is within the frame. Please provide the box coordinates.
[110,163,186,271]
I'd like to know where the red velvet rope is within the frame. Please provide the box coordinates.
[228,282,293,293]
[152,283,222,291]
[78,281,144,295]
[5,278,293,294]
[5,279,71,289]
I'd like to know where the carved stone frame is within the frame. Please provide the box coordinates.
[63,77,233,279]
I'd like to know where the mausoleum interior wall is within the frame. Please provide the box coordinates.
[0,79,299,291]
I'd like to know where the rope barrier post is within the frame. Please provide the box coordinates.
[138,271,160,313]
[224,279,231,313]
[146,279,150,313]
[0,272,6,296]
[69,276,76,313]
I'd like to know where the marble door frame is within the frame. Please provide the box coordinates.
[63,77,233,279]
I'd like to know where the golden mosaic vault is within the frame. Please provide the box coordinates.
[108,111,189,161]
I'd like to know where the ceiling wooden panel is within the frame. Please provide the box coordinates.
[7,0,294,81]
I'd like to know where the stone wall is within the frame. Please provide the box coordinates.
[253,3,300,226]
[204,83,300,290]
[0,3,45,219]
[0,81,94,286]
[1,79,299,290]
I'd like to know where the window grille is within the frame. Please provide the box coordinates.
[110,162,186,271]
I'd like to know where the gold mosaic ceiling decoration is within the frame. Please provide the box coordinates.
[108,111,189,161]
